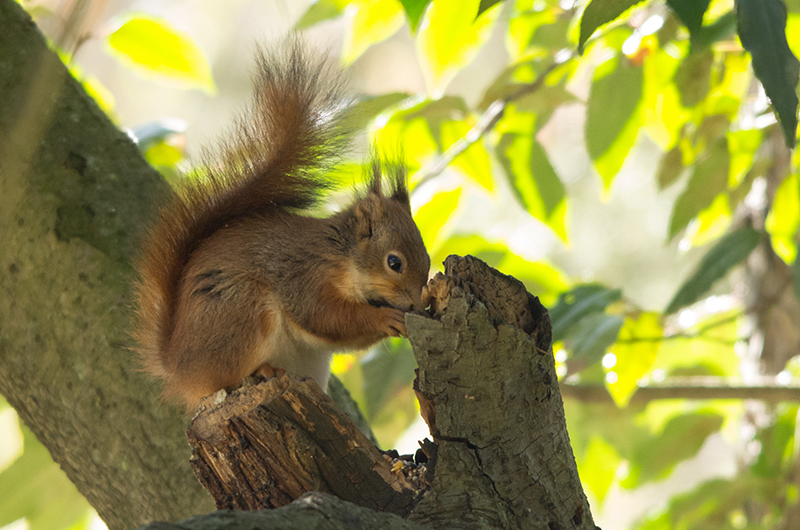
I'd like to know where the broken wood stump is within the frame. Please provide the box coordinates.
[186,255,597,530]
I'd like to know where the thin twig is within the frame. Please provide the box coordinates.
[412,52,575,191]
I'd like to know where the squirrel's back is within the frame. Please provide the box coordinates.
[134,42,350,378]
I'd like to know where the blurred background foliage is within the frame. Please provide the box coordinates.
[4,0,800,528]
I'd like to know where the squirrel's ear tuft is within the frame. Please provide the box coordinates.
[388,166,409,205]
[368,159,383,196]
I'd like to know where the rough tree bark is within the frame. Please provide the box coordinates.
[0,1,215,528]
[180,256,595,530]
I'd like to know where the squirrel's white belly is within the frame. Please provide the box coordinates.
[253,308,334,391]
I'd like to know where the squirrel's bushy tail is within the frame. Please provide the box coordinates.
[134,40,349,375]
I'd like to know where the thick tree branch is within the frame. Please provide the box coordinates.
[139,492,427,530]
[562,378,800,404]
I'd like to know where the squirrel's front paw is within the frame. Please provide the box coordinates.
[381,307,407,338]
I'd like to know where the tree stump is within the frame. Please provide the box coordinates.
[186,255,596,530]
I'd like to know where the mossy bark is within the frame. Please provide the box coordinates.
[0,2,214,528]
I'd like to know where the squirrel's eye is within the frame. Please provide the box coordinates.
[387,254,403,273]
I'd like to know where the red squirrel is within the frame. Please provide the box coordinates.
[133,43,430,410]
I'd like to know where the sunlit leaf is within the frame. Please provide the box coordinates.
[765,173,800,264]
[654,310,742,378]
[606,312,662,406]
[737,0,800,147]
[586,56,643,190]
[507,1,558,58]
[683,194,732,248]
[497,254,570,306]
[106,15,215,93]
[578,435,623,503]
[374,115,438,175]
[440,120,494,192]
[727,128,763,188]
[668,138,729,239]
[342,0,406,64]
[398,0,431,31]
[666,226,762,314]
[417,0,501,95]
[344,92,410,132]
[432,234,506,268]
[665,0,712,39]
[413,188,462,253]
[0,427,90,530]
[496,134,568,241]
[578,0,646,53]
[144,142,183,168]
[642,45,688,149]
[478,0,503,17]
[296,0,346,29]
[550,284,623,340]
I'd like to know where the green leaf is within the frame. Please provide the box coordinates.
[673,50,713,108]
[507,1,558,58]
[496,134,568,241]
[666,226,762,314]
[105,15,215,93]
[586,57,643,189]
[623,413,724,487]
[668,138,730,239]
[736,0,800,147]
[440,120,495,192]
[0,427,90,530]
[418,0,501,95]
[752,404,799,478]
[496,254,570,307]
[606,312,662,407]
[413,188,462,253]
[550,284,623,341]
[296,0,345,30]
[578,0,646,53]
[683,194,732,248]
[665,0,711,38]
[342,0,406,64]
[765,173,800,264]
[399,0,431,31]
[693,11,737,50]
[577,435,623,503]
[657,145,684,189]
[478,0,504,17]
[343,92,410,132]
[362,338,417,418]
[794,253,800,304]
[568,313,624,365]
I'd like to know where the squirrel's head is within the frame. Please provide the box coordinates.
[348,163,430,312]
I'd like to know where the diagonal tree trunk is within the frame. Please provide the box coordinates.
[0,1,213,527]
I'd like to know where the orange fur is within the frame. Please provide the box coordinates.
[133,42,430,411]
